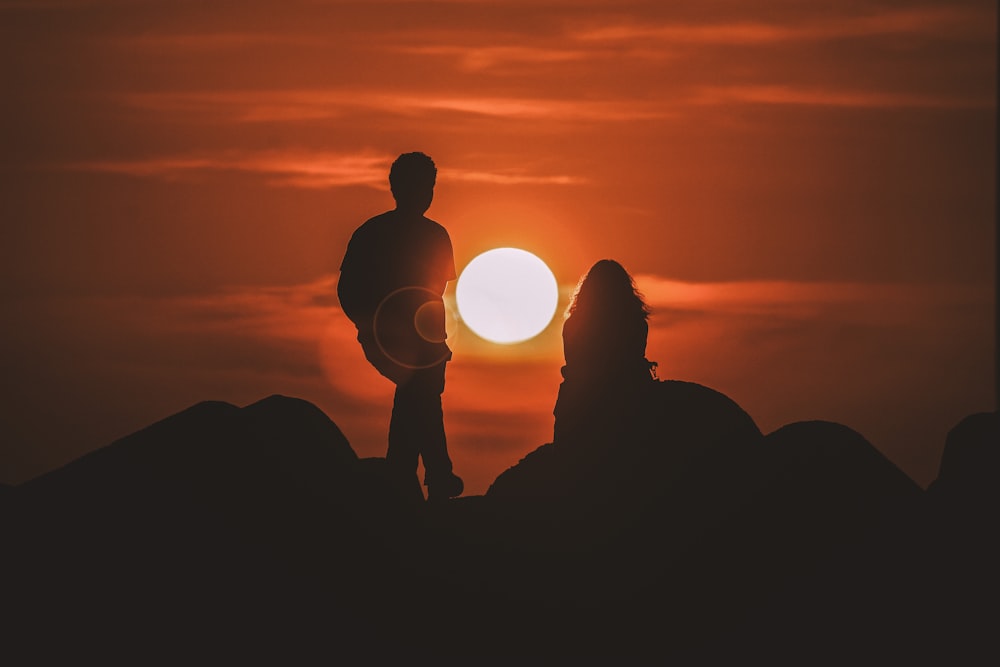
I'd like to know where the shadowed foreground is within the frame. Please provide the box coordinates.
[5,388,997,663]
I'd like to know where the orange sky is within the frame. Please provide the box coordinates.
[1,0,995,495]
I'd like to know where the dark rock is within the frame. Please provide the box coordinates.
[757,419,923,549]
[8,390,991,662]
[487,379,762,503]
[928,410,999,510]
[920,410,1000,664]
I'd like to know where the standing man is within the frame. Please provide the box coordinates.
[338,152,464,501]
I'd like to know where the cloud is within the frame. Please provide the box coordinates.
[30,274,386,404]
[146,275,342,340]
[64,150,390,188]
[117,89,669,123]
[119,90,354,123]
[689,84,994,110]
[444,169,585,186]
[0,0,96,8]
[634,276,992,324]
[113,78,990,131]
[396,45,591,71]
[572,6,994,45]
[60,149,585,188]
[115,32,302,51]
[415,95,666,121]
[575,21,794,45]
[560,5,996,112]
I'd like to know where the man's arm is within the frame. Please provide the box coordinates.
[337,270,364,327]
[337,237,373,327]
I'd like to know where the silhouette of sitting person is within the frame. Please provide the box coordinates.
[338,152,463,501]
[553,259,658,446]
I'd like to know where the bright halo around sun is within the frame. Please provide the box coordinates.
[456,248,559,344]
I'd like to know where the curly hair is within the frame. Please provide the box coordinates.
[566,259,650,322]
[389,152,437,203]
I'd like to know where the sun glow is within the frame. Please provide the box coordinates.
[455,248,559,344]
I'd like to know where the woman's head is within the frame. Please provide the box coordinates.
[567,259,650,320]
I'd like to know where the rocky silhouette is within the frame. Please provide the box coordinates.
[6,387,995,662]
[918,409,1000,663]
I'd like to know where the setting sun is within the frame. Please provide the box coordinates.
[455,248,559,344]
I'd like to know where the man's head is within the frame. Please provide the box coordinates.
[389,152,437,214]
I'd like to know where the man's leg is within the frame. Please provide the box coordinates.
[357,324,420,481]
[387,361,461,498]
[386,380,424,478]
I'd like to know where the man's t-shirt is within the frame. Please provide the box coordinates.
[338,210,456,372]
[338,209,455,324]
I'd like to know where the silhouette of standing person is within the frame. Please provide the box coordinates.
[553,259,657,445]
[338,152,463,500]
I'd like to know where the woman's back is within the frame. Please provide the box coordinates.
[561,306,650,383]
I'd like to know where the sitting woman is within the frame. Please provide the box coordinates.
[553,259,658,446]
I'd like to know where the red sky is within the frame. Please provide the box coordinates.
[1,0,995,495]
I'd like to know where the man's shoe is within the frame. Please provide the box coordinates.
[427,472,464,501]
